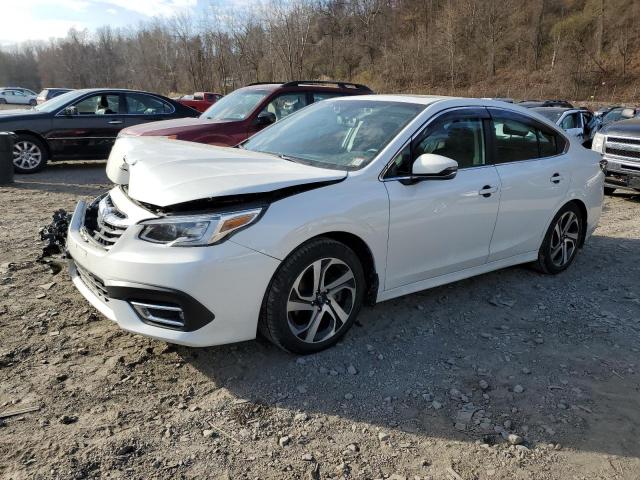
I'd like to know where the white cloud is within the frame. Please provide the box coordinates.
[100,0,198,17]
[106,7,118,14]
[0,19,87,45]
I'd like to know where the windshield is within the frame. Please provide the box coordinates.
[244,99,425,170]
[200,88,269,121]
[533,109,563,122]
[33,90,80,112]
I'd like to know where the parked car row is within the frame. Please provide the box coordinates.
[3,81,373,172]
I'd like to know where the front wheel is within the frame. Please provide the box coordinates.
[259,238,365,354]
[29,99,37,106]
[0,98,6,105]
[534,203,584,274]
[13,135,48,173]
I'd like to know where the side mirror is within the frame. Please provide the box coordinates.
[621,108,636,119]
[62,106,78,116]
[411,153,458,180]
[256,111,276,126]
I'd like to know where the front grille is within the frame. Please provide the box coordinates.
[82,194,130,250]
[605,147,640,159]
[604,136,640,163]
[608,136,640,146]
[75,263,109,302]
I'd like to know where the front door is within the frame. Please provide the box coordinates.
[384,109,501,290]
[48,92,125,158]
[560,112,584,142]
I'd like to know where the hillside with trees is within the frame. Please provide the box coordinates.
[1,0,639,102]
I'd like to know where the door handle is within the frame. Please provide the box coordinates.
[108,120,123,125]
[551,173,563,184]
[478,185,498,197]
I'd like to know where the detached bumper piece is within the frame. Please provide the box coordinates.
[70,259,215,332]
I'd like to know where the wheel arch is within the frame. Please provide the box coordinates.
[321,231,378,304]
[269,231,379,307]
[565,199,588,247]
[13,130,51,157]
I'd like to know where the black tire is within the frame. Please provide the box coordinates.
[12,134,48,173]
[604,187,616,195]
[534,203,584,275]
[0,98,6,104]
[29,99,37,106]
[259,237,365,354]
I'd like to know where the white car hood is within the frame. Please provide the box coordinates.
[106,137,347,207]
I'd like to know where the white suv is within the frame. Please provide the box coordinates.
[67,96,604,353]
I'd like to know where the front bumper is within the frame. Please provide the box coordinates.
[603,157,640,190]
[67,199,281,347]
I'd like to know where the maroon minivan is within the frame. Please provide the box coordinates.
[119,81,373,146]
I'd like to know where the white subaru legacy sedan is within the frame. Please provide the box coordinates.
[67,95,604,353]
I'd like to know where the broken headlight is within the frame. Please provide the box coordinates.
[138,208,263,247]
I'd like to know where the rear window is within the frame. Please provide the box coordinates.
[491,111,566,163]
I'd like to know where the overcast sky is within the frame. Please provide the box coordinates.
[1,0,249,46]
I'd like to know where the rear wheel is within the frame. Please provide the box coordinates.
[534,203,583,274]
[604,187,616,195]
[13,135,48,173]
[259,238,365,354]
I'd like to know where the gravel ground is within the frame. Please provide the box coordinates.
[1,161,639,480]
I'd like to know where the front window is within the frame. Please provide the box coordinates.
[560,113,579,130]
[244,99,424,170]
[200,88,270,121]
[259,93,308,121]
[73,94,120,115]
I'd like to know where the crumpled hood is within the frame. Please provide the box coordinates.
[106,137,347,207]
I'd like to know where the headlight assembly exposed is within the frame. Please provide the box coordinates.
[138,208,263,247]
[591,132,605,154]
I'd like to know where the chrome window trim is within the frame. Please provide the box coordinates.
[379,105,571,182]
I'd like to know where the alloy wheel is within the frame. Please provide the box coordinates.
[13,141,42,171]
[286,257,356,344]
[549,211,580,268]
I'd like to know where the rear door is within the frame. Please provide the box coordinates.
[48,92,125,158]
[487,109,571,261]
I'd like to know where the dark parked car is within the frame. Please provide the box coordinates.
[36,88,74,105]
[1,88,199,173]
[519,99,574,109]
[120,80,373,146]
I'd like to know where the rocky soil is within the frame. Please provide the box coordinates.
[1,161,639,480]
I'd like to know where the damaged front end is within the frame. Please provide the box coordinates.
[39,209,72,258]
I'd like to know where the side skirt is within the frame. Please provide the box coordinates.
[377,251,538,303]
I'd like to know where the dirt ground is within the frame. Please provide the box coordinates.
[1,161,639,480]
